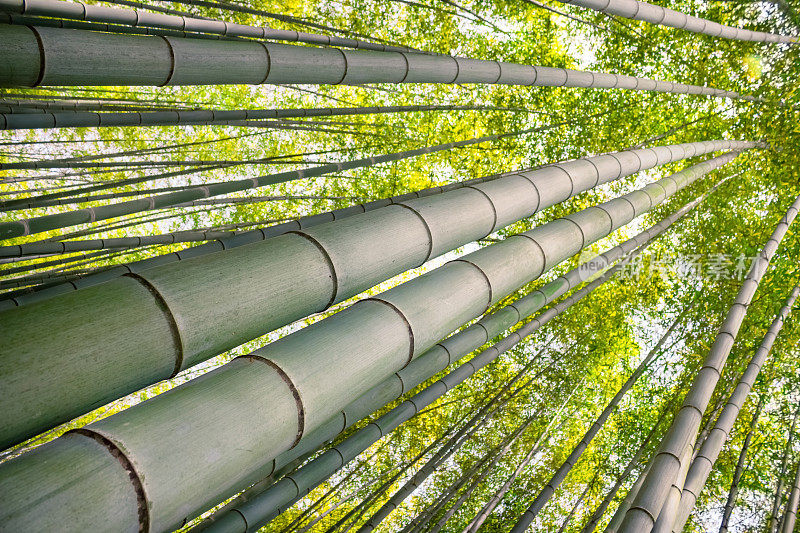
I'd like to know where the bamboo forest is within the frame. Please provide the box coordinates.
[2,0,800,531]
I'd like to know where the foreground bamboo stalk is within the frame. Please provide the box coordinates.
[555,0,798,43]
[0,23,755,103]
[0,154,738,532]
[671,286,800,531]
[0,141,746,451]
[618,194,800,532]
[782,459,800,533]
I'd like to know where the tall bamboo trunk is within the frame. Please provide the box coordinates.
[718,394,764,533]
[770,403,800,532]
[464,389,580,533]
[509,312,684,532]
[0,23,754,103]
[651,442,693,532]
[0,103,498,131]
[555,0,798,42]
[671,286,800,531]
[782,460,800,533]
[0,141,743,450]
[618,195,800,532]
[580,398,674,533]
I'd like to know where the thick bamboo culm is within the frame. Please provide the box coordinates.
[0,141,749,451]
[0,23,754,102]
[0,103,503,131]
[510,313,683,532]
[178,174,730,532]
[0,153,739,533]
[555,0,798,43]
[618,193,800,532]
[671,286,800,531]
[0,0,420,52]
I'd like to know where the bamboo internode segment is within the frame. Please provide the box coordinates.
[619,194,800,532]
[556,0,798,43]
[671,286,800,531]
[0,141,753,453]
[0,24,754,101]
[0,0,421,52]
[0,151,740,533]
[197,175,721,533]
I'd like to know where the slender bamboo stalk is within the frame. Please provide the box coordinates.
[671,286,800,531]
[0,0,418,52]
[579,399,673,533]
[770,403,800,532]
[0,156,739,532]
[558,473,600,533]
[463,388,581,533]
[0,102,508,131]
[0,142,743,452]
[618,196,800,532]
[781,456,800,533]
[509,312,684,532]
[0,23,755,104]
[355,376,536,533]
[718,394,765,533]
[555,0,798,42]
[782,458,800,533]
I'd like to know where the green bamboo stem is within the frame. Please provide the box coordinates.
[510,311,684,532]
[0,23,756,105]
[0,142,745,455]
[556,0,798,42]
[462,387,581,533]
[0,157,734,533]
[0,0,419,52]
[769,403,800,532]
[0,99,508,131]
[717,394,765,533]
[579,400,673,533]
[619,195,800,532]
[781,458,800,533]
[671,286,800,531]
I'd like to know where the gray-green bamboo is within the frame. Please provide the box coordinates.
[0,23,755,104]
[671,286,800,531]
[555,0,798,42]
[618,195,800,532]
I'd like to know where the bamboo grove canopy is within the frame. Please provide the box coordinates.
[0,0,800,532]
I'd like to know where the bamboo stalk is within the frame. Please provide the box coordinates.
[0,100,509,131]
[618,195,800,532]
[769,403,800,532]
[717,394,764,533]
[556,0,798,42]
[0,23,756,104]
[671,286,800,531]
